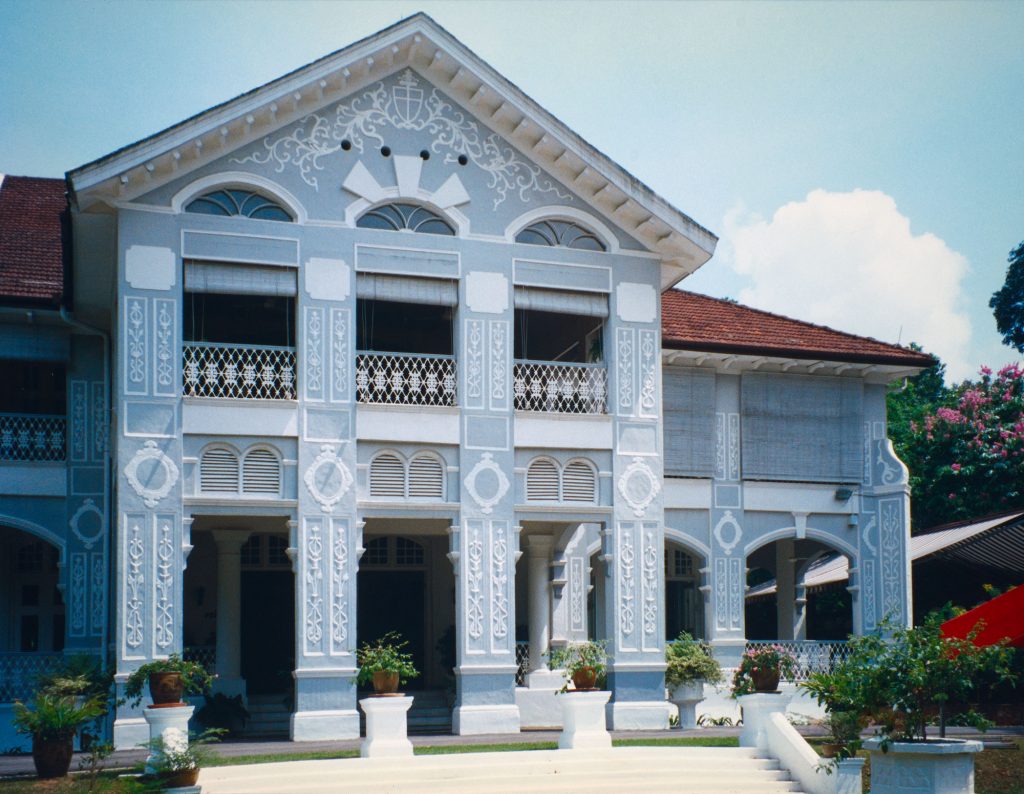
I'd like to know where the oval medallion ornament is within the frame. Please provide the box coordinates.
[69,498,105,549]
[617,457,661,517]
[463,453,510,515]
[124,440,179,508]
[304,444,354,513]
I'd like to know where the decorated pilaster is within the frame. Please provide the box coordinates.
[604,275,670,729]
[452,261,521,735]
[112,214,187,748]
[857,384,913,632]
[292,245,360,741]
[211,530,250,699]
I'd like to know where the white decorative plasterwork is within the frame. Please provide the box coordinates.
[491,522,509,642]
[69,498,104,549]
[713,510,743,556]
[880,500,904,621]
[125,519,145,651]
[330,308,350,402]
[330,522,349,649]
[305,307,324,400]
[124,441,179,509]
[641,530,658,637]
[90,553,105,636]
[92,382,107,460]
[729,557,743,628]
[70,553,86,637]
[714,413,726,479]
[154,518,174,650]
[861,513,878,555]
[619,528,636,639]
[303,444,354,513]
[862,558,877,631]
[727,413,740,481]
[463,452,510,515]
[125,298,147,393]
[125,245,176,291]
[616,328,634,415]
[154,300,174,393]
[877,441,900,485]
[304,522,324,650]
[465,319,484,407]
[615,282,657,324]
[70,381,87,462]
[466,524,484,641]
[617,456,661,517]
[570,556,585,632]
[465,272,509,314]
[233,69,570,208]
[638,330,658,417]
[306,258,350,302]
[714,558,728,630]
[489,320,508,411]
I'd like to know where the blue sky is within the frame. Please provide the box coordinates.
[2,0,1021,380]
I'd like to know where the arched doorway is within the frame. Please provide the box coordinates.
[664,541,705,640]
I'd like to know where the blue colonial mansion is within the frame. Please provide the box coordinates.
[0,15,932,749]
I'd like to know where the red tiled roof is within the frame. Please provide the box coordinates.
[662,289,935,368]
[0,175,67,306]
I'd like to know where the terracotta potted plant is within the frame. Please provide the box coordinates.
[665,632,723,729]
[549,640,608,692]
[819,710,862,758]
[13,693,106,779]
[731,644,797,696]
[143,726,224,788]
[356,631,420,695]
[123,654,213,708]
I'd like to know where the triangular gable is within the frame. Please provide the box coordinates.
[66,13,716,288]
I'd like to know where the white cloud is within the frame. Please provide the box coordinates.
[724,189,973,380]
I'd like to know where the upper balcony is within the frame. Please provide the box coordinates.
[0,361,66,462]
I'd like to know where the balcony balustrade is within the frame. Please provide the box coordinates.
[356,352,457,407]
[0,413,66,462]
[513,361,608,414]
[183,342,297,400]
[0,653,63,701]
[743,640,852,682]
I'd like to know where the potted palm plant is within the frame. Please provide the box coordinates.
[13,693,106,779]
[123,654,213,707]
[665,632,722,728]
[356,632,419,695]
[549,640,608,691]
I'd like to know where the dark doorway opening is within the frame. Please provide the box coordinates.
[357,570,427,691]
[240,570,295,695]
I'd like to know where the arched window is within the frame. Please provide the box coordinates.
[200,446,240,493]
[526,457,560,502]
[562,459,598,503]
[515,219,606,251]
[369,452,406,498]
[185,189,293,221]
[408,453,445,500]
[356,203,455,236]
[362,537,390,566]
[241,448,281,495]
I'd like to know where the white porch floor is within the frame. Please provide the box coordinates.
[197,746,802,794]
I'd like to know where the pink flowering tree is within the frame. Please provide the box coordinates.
[899,363,1024,529]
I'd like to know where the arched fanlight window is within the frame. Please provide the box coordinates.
[515,219,606,251]
[356,203,455,236]
[185,189,293,222]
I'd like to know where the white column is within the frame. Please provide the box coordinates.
[793,583,808,640]
[775,539,796,641]
[526,535,557,682]
[212,530,250,700]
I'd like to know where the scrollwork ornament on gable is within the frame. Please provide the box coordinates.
[616,457,661,517]
[123,441,179,509]
[463,453,510,515]
[303,444,354,514]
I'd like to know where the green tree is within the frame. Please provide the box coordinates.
[990,241,1024,354]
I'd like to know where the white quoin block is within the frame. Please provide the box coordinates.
[557,690,612,750]
[359,696,414,758]
[864,738,984,794]
[142,705,195,774]
[736,692,791,751]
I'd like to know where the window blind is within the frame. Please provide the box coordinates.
[513,287,608,317]
[184,261,297,297]
[663,367,716,477]
[356,273,457,306]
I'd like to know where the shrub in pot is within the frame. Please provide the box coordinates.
[35,654,112,748]
[13,693,106,779]
[356,631,420,695]
[731,644,797,696]
[142,726,224,788]
[123,654,213,708]
[549,640,608,692]
[665,633,722,728]
[195,692,250,736]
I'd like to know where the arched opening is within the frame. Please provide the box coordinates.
[664,541,705,640]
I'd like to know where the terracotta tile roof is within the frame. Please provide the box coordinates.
[662,289,935,368]
[0,175,67,307]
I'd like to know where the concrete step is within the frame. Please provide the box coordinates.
[200,747,801,794]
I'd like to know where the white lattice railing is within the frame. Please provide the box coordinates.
[744,640,852,682]
[0,413,66,462]
[183,343,296,400]
[515,641,530,686]
[356,352,457,407]
[184,645,216,674]
[0,652,63,702]
[513,361,607,414]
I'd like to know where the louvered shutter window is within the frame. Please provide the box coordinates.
[526,458,560,501]
[370,453,406,498]
[562,460,597,503]
[242,448,281,495]
[201,448,239,493]
[408,454,444,500]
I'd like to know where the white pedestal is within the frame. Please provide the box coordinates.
[558,690,611,750]
[359,696,413,758]
[864,738,984,794]
[142,705,195,774]
[736,692,790,751]
[669,682,704,729]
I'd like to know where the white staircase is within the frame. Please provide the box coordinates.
[199,746,805,793]
[242,694,291,738]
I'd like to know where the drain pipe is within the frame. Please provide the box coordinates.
[59,306,113,671]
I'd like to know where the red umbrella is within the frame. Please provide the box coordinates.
[941,585,1024,647]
